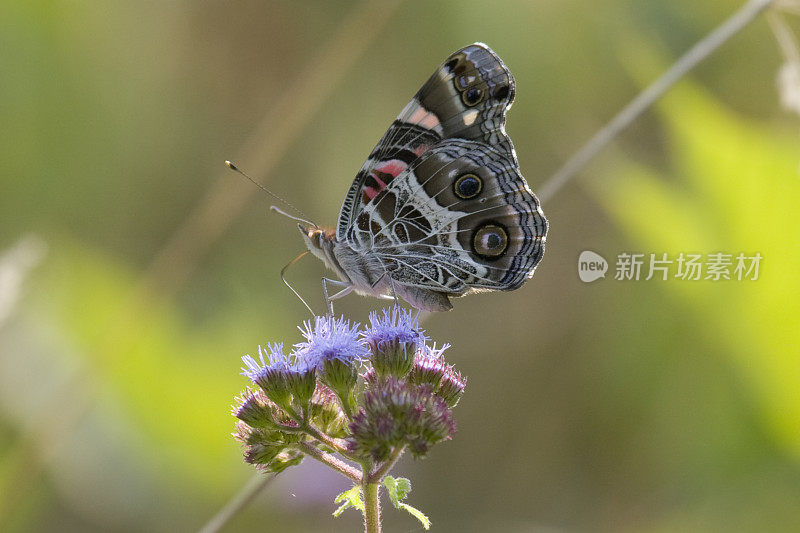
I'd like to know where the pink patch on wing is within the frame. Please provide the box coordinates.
[374,160,407,178]
[413,144,430,157]
[408,105,440,130]
[363,159,408,202]
[363,173,385,200]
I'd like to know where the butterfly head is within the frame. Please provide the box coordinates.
[299,223,334,265]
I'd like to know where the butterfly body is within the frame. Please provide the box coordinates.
[302,43,548,312]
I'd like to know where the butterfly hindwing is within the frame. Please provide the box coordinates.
[349,139,545,294]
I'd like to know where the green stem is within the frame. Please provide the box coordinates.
[362,480,381,533]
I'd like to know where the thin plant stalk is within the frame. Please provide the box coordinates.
[197,475,274,533]
[537,0,775,203]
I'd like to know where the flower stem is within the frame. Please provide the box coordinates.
[297,442,362,483]
[197,474,274,533]
[301,423,345,451]
[362,480,381,533]
[368,445,405,483]
[301,423,364,463]
[336,390,356,420]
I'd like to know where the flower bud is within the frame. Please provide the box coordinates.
[294,315,368,416]
[347,377,457,460]
[310,385,348,438]
[232,388,278,429]
[437,366,467,408]
[244,442,284,465]
[242,344,294,413]
[285,359,316,408]
[408,343,465,407]
[407,345,449,389]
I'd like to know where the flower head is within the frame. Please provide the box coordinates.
[242,343,316,411]
[437,365,467,408]
[241,343,288,380]
[231,388,279,429]
[295,315,369,367]
[233,416,304,473]
[408,343,466,407]
[295,316,367,405]
[362,307,427,349]
[362,307,427,378]
[348,376,456,461]
[408,343,450,388]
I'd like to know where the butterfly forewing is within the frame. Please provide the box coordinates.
[337,43,519,238]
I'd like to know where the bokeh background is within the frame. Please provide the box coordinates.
[2,1,800,531]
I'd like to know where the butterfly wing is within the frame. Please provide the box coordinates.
[335,43,547,310]
[349,139,546,293]
[337,42,519,240]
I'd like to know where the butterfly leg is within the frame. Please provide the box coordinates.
[372,273,400,307]
[322,277,353,316]
[388,277,400,308]
[368,272,399,305]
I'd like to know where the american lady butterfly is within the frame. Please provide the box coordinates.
[300,43,547,312]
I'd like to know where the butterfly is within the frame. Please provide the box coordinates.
[300,43,548,312]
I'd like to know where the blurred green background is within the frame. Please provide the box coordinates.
[2,0,800,531]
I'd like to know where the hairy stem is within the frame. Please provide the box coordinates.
[368,445,405,483]
[301,423,350,454]
[362,480,381,533]
[297,441,362,483]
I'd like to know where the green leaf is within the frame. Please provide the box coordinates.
[382,475,411,503]
[397,502,431,530]
[382,476,430,529]
[332,485,363,517]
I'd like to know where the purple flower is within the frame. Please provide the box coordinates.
[242,343,288,378]
[348,376,456,461]
[362,307,427,378]
[242,343,316,410]
[407,343,449,386]
[295,315,369,368]
[294,316,367,413]
[362,307,427,349]
[409,343,465,407]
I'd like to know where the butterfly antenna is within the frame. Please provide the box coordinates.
[269,206,318,228]
[281,251,315,316]
[224,161,318,228]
